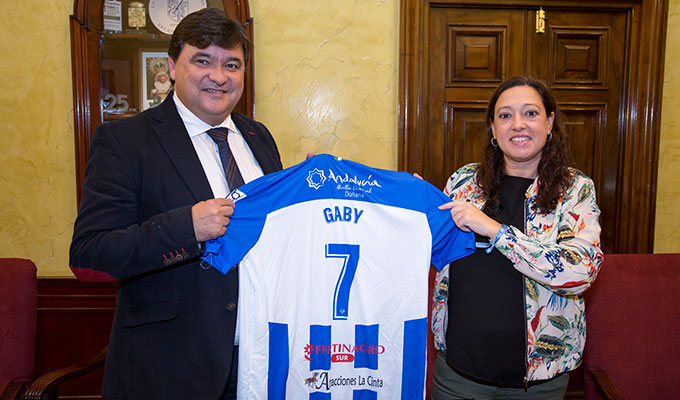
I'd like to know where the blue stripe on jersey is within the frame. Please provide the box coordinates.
[353,389,378,400]
[310,392,331,400]
[401,318,427,399]
[354,324,379,370]
[268,322,289,400]
[310,325,331,371]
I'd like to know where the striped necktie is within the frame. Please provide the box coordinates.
[206,127,245,190]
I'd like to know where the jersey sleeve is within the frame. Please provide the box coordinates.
[201,170,281,274]
[201,155,328,274]
[423,182,475,270]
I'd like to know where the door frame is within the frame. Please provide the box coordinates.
[398,0,670,253]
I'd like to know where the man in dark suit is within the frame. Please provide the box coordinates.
[69,8,282,399]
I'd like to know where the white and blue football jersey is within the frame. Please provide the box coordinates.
[203,155,474,400]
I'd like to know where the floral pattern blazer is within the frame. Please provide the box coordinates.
[432,163,604,382]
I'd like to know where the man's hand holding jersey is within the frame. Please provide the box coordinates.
[192,198,235,242]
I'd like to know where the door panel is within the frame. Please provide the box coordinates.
[530,9,627,254]
[425,6,626,253]
[560,105,605,180]
[427,8,525,188]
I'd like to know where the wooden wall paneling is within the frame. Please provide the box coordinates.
[549,27,608,86]
[400,0,437,184]
[425,8,449,186]
[70,6,100,203]
[35,278,116,398]
[444,102,487,175]
[448,26,506,85]
[616,0,669,252]
[560,104,605,181]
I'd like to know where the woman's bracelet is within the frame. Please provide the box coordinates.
[486,224,509,254]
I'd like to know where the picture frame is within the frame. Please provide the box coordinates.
[140,50,172,111]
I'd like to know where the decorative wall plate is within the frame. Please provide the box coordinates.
[149,0,207,35]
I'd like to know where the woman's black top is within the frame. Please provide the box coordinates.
[445,175,533,387]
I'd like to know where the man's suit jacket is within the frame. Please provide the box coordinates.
[70,94,282,399]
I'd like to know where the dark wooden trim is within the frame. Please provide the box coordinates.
[25,347,107,400]
[34,278,116,398]
[398,0,669,254]
[614,0,669,252]
[225,0,255,118]
[589,370,625,400]
[0,382,27,400]
[37,277,116,308]
[398,0,424,178]
[69,16,93,204]
[70,0,105,205]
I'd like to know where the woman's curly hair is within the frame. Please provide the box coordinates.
[477,75,573,216]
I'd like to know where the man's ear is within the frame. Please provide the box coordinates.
[168,56,176,81]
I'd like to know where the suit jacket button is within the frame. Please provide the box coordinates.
[226,303,236,311]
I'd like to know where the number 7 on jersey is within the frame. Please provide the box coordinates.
[325,244,360,320]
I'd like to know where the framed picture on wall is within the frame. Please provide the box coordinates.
[140,50,172,111]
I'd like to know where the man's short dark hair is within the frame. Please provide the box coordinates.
[168,8,252,65]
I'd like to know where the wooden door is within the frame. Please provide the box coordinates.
[401,0,669,254]
[425,8,525,187]
[425,6,626,253]
[529,9,627,257]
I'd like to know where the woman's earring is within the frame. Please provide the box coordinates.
[547,132,553,141]
[491,137,498,147]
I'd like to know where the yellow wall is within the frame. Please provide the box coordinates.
[0,0,677,276]
[250,0,399,168]
[0,0,77,276]
[655,0,680,253]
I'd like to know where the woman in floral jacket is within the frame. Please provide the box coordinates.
[431,76,604,399]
